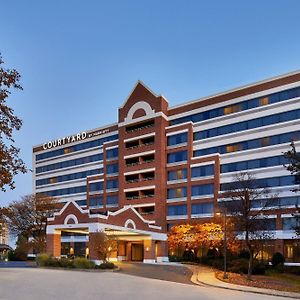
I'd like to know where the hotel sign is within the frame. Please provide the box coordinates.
[43,132,88,150]
[42,128,111,150]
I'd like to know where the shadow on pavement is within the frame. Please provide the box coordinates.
[0,261,36,268]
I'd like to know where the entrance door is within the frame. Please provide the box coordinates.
[131,244,144,261]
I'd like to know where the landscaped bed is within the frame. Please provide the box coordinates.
[215,270,300,293]
[36,253,117,270]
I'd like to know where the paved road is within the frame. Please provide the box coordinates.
[117,262,193,285]
[0,268,290,300]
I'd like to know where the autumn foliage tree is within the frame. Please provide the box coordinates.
[168,222,238,257]
[0,53,27,191]
[3,194,60,253]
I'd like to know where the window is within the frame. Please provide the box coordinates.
[36,153,103,174]
[36,169,102,186]
[106,179,118,190]
[192,184,214,196]
[167,132,188,146]
[107,195,118,205]
[224,104,241,115]
[168,169,187,181]
[90,181,104,192]
[191,165,214,178]
[259,97,269,106]
[42,185,86,196]
[170,87,300,126]
[167,150,188,163]
[106,163,118,174]
[191,203,213,215]
[106,148,118,159]
[167,205,187,216]
[194,130,300,157]
[75,200,87,206]
[283,217,300,230]
[167,187,187,199]
[193,109,300,141]
[89,196,103,207]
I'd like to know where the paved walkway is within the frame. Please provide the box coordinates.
[187,264,300,299]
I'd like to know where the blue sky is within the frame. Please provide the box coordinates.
[1,0,300,206]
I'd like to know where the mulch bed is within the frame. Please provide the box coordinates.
[215,271,300,293]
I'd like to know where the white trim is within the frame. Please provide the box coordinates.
[281,214,295,218]
[167,179,188,185]
[89,179,104,184]
[105,145,118,150]
[124,132,155,143]
[166,129,189,136]
[124,185,155,192]
[191,195,214,200]
[169,74,300,112]
[132,203,155,208]
[167,161,187,167]
[119,80,159,108]
[191,153,220,160]
[167,197,187,203]
[124,168,155,176]
[126,101,154,120]
[118,256,126,261]
[143,259,156,264]
[165,121,193,130]
[166,215,188,220]
[191,161,215,168]
[191,214,213,219]
[191,176,214,182]
[124,150,155,159]
[124,219,136,229]
[167,143,188,149]
[64,214,79,225]
[156,256,169,263]
[47,222,167,241]
[119,111,168,127]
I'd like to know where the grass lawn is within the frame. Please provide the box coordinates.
[215,270,300,293]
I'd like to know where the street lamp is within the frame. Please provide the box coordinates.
[216,209,228,279]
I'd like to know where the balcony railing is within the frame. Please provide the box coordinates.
[126,194,155,200]
[126,124,154,133]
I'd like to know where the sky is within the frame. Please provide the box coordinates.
[1,0,300,207]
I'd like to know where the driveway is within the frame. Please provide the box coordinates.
[117,262,193,285]
[0,261,35,268]
[0,267,290,300]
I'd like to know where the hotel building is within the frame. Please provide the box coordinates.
[33,71,300,263]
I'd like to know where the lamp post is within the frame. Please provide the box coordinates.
[216,210,228,279]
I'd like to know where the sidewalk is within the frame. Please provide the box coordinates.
[187,264,300,299]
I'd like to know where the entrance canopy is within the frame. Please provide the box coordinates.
[47,201,167,241]
[46,201,169,263]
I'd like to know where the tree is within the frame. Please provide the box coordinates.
[0,53,27,191]
[89,231,118,262]
[284,141,300,235]
[168,223,238,257]
[221,172,276,279]
[3,194,59,253]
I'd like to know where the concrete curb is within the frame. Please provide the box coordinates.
[187,265,300,299]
